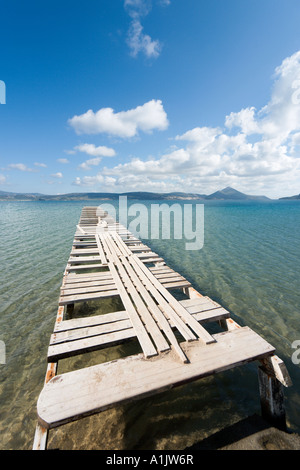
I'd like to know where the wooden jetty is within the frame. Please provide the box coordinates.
[33,206,292,450]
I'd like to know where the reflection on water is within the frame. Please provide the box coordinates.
[0,200,300,449]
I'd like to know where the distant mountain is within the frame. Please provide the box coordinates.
[206,186,270,201]
[279,194,300,200]
[0,187,271,201]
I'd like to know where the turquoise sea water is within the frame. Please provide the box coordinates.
[0,199,300,450]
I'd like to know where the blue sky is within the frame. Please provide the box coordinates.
[1,0,300,198]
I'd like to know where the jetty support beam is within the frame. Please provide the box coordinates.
[258,355,292,431]
[258,367,286,430]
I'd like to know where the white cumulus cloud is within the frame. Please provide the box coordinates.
[74,143,116,157]
[78,157,103,171]
[72,143,117,170]
[68,99,169,137]
[225,107,260,135]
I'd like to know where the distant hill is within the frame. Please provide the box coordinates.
[0,190,44,200]
[0,187,271,201]
[206,186,270,201]
[279,194,300,200]
[0,190,207,201]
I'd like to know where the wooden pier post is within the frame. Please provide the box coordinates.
[258,366,286,430]
[257,356,292,431]
[183,286,203,299]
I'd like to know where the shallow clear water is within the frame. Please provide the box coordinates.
[0,199,299,450]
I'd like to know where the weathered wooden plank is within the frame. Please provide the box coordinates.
[54,310,128,333]
[137,252,161,259]
[76,225,86,234]
[38,327,275,429]
[61,282,117,296]
[62,280,114,291]
[47,326,136,362]
[74,235,96,239]
[63,275,113,287]
[50,318,133,345]
[70,249,100,255]
[66,263,107,271]
[140,257,165,264]
[68,256,102,263]
[151,270,176,277]
[64,277,111,285]
[122,238,141,244]
[180,297,209,308]
[66,271,110,280]
[180,297,222,311]
[95,233,108,265]
[162,280,192,289]
[59,289,119,305]
[72,242,97,247]
[129,245,152,252]
[182,306,229,324]
[153,272,184,280]
[183,302,227,317]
